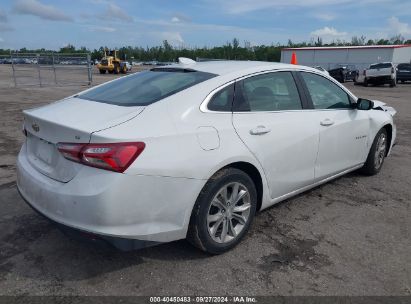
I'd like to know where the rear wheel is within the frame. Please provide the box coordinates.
[361,128,388,176]
[121,64,127,74]
[187,168,257,254]
[99,69,106,74]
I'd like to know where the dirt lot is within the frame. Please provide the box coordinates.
[0,65,410,296]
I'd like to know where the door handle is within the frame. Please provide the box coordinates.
[320,119,335,126]
[249,125,271,135]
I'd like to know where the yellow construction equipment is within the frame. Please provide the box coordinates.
[97,49,127,74]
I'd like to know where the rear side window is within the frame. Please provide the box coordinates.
[79,69,216,106]
[207,84,234,111]
[301,72,351,109]
[233,72,302,112]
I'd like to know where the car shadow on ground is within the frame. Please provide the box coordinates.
[0,169,365,283]
[0,183,213,282]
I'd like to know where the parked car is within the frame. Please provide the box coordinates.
[17,60,397,254]
[396,63,411,84]
[125,61,132,71]
[313,66,330,75]
[328,65,358,83]
[364,62,397,87]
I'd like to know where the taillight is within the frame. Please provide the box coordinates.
[57,142,145,173]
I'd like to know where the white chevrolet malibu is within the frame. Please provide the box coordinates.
[17,59,396,254]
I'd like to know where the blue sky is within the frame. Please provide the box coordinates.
[0,0,410,50]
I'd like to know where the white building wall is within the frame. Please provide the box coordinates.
[281,48,395,72]
[392,47,411,64]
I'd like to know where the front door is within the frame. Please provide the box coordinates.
[232,71,320,199]
[299,72,370,180]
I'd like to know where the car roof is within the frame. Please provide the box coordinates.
[164,60,315,76]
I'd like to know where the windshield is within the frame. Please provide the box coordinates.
[370,63,392,69]
[79,69,217,106]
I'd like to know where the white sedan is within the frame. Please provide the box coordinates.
[17,59,396,254]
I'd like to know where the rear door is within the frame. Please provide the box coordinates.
[232,71,320,200]
[298,72,369,180]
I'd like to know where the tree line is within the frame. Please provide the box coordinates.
[1,35,410,62]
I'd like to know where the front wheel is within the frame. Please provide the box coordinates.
[187,168,257,254]
[361,128,388,176]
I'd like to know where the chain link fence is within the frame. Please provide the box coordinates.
[0,52,92,88]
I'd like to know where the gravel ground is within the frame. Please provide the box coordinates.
[0,65,410,296]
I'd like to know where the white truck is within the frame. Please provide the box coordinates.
[364,62,397,87]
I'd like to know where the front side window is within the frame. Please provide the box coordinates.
[233,72,302,112]
[79,69,216,106]
[301,72,351,109]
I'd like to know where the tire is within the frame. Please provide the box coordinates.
[187,168,257,254]
[99,69,106,74]
[113,64,120,74]
[340,73,345,83]
[108,70,114,74]
[361,128,388,176]
[121,65,127,74]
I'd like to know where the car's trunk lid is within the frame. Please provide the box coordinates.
[23,97,144,182]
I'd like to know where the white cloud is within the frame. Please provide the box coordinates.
[310,26,348,42]
[13,0,73,21]
[215,0,352,14]
[170,13,191,23]
[102,4,133,22]
[161,32,184,45]
[171,16,180,23]
[314,13,336,21]
[89,26,116,33]
[387,16,411,36]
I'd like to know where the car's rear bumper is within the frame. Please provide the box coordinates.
[18,187,160,251]
[367,75,394,83]
[17,143,205,245]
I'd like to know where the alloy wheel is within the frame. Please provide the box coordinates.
[206,182,251,244]
[374,133,387,170]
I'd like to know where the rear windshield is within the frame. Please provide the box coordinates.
[370,63,392,69]
[397,64,411,70]
[79,69,217,106]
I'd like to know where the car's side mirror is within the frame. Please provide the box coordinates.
[356,98,374,110]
